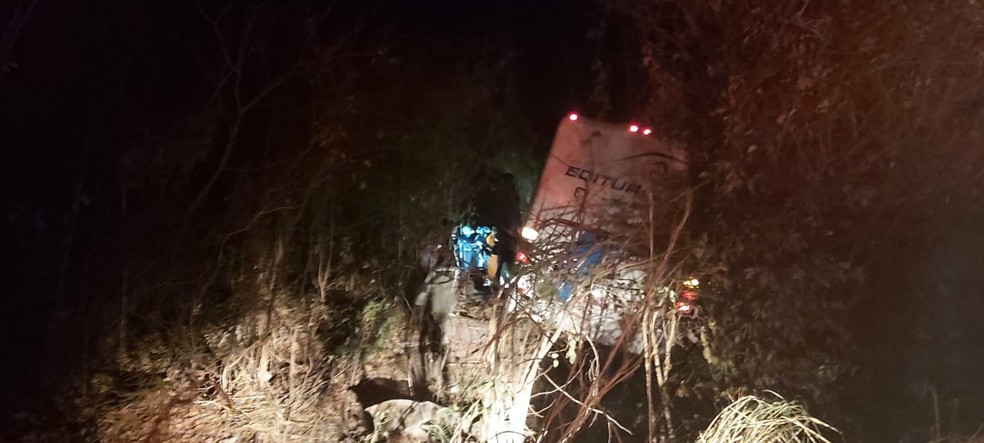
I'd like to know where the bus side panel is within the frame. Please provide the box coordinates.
[526,118,687,240]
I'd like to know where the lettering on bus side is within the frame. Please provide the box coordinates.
[565,165,643,195]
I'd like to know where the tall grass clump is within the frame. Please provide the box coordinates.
[696,393,837,443]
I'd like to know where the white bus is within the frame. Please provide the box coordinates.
[514,113,695,352]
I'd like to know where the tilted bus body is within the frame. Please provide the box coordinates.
[522,113,688,245]
[515,113,694,352]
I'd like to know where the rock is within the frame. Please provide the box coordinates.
[364,399,458,442]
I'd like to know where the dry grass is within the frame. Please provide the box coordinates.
[696,393,837,443]
[87,282,385,442]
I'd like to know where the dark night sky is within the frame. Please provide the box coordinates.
[1,0,601,202]
[0,0,623,256]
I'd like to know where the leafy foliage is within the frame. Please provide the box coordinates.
[612,0,984,438]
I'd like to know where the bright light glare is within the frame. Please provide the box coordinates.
[629,124,639,133]
[516,274,534,298]
[642,128,652,135]
[676,301,692,312]
[521,226,539,241]
[568,113,579,121]
[684,277,700,288]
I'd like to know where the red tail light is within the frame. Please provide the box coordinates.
[680,289,698,301]
[515,250,529,264]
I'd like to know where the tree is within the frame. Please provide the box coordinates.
[609,0,984,438]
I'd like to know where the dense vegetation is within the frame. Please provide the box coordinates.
[2,0,983,441]
[4,2,544,440]
[618,0,984,440]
